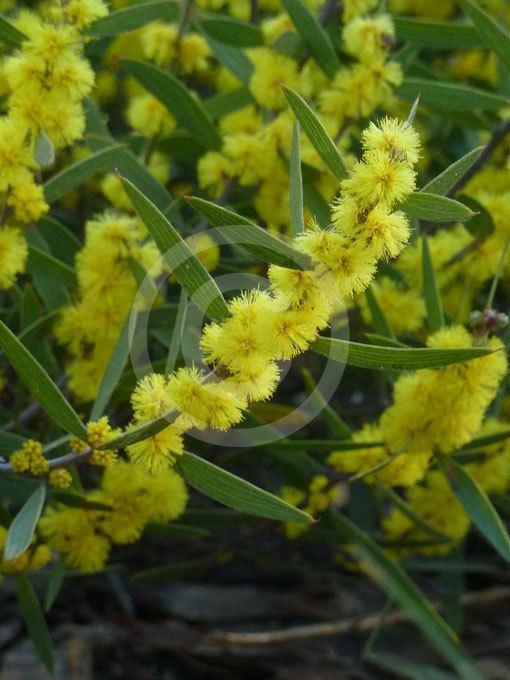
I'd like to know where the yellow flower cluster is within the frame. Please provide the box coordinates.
[320,13,401,126]
[40,461,188,573]
[55,213,162,401]
[123,117,419,475]
[329,326,507,488]
[0,3,102,290]
[9,439,49,476]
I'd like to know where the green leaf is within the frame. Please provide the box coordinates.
[394,17,484,49]
[90,312,137,421]
[96,407,177,450]
[365,287,394,338]
[45,557,65,611]
[34,131,55,168]
[269,439,380,451]
[459,0,510,78]
[50,490,112,511]
[402,192,475,222]
[289,121,305,237]
[0,14,26,48]
[204,87,254,120]
[124,60,222,150]
[44,144,125,203]
[179,450,313,523]
[88,0,179,38]
[186,195,254,226]
[187,197,312,269]
[131,555,217,584]
[282,0,340,78]
[422,236,445,332]
[27,246,77,288]
[4,485,46,561]
[165,290,187,375]
[396,77,509,111]
[283,86,348,180]
[120,176,229,322]
[303,182,330,226]
[377,483,452,544]
[0,320,86,437]
[330,513,480,680]
[310,336,491,370]
[462,429,510,450]
[85,98,174,214]
[15,574,55,674]
[206,36,254,85]
[366,652,458,680]
[301,367,352,438]
[449,462,510,562]
[420,147,484,195]
[37,216,81,264]
[201,17,263,47]
[457,194,495,238]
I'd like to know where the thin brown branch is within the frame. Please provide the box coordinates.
[203,586,510,647]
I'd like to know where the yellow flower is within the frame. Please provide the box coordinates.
[248,48,299,110]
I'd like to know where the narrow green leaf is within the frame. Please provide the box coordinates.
[34,131,55,168]
[124,60,222,150]
[377,483,452,544]
[0,14,26,48]
[421,147,484,196]
[449,462,510,562]
[27,246,77,288]
[0,321,86,437]
[98,408,177,451]
[88,0,179,38]
[459,0,510,78]
[37,216,81,263]
[50,490,112,511]
[5,485,46,561]
[422,236,445,332]
[201,17,263,47]
[310,336,491,370]
[179,450,313,523]
[45,557,65,612]
[187,197,312,269]
[462,429,510,450]
[15,574,55,674]
[44,144,125,203]
[283,86,348,180]
[120,176,229,322]
[364,333,408,348]
[270,439,379,452]
[396,77,509,111]
[366,651,458,680]
[394,17,484,49]
[282,0,340,78]
[204,87,254,120]
[330,512,481,680]
[301,367,352,438]
[289,121,305,237]
[165,290,187,376]
[206,36,254,85]
[131,555,217,584]
[458,194,495,238]
[403,192,475,222]
[365,287,394,338]
[90,312,137,421]
[85,98,174,214]
[303,182,331,226]
[186,195,254,226]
